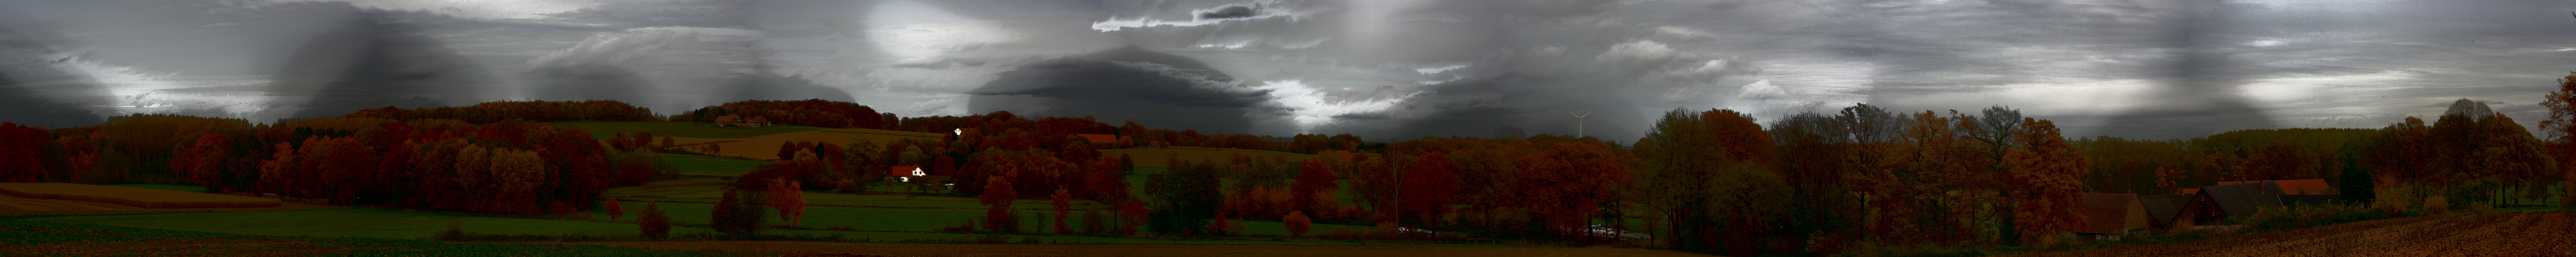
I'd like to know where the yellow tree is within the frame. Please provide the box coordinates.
[2005,118,2088,248]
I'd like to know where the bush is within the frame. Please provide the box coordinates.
[2424,196,2450,214]
[1283,211,1312,237]
[433,219,467,241]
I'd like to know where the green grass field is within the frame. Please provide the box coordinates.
[0,219,704,256]
[105,184,207,193]
[657,153,767,177]
[548,121,827,140]
[12,207,1415,246]
[22,208,718,239]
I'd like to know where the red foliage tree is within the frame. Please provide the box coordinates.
[0,122,48,182]
[1289,159,1340,215]
[605,198,625,221]
[174,134,230,189]
[982,175,1018,233]
[638,203,671,240]
[1400,151,1458,227]
[1052,186,1074,234]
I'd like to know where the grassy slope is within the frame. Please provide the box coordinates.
[548,121,826,140]
[105,184,207,193]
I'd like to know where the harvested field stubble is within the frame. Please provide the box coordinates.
[554,241,1713,257]
[2021,212,2576,256]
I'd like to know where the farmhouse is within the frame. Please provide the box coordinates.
[2177,181,2282,226]
[2140,193,2192,228]
[885,166,926,182]
[2073,193,2150,238]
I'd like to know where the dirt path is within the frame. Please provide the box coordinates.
[2018,212,2576,256]
[552,241,1718,257]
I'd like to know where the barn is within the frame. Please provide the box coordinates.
[2074,193,2151,238]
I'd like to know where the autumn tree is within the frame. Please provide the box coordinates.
[2550,72,2576,207]
[769,178,807,227]
[1517,141,1633,241]
[1288,159,1340,217]
[605,198,625,221]
[1399,151,1458,228]
[174,134,230,190]
[1145,160,1222,235]
[0,122,48,182]
[2238,142,2318,181]
[711,187,765,236]
[2005,118,2088,248]
[1052,186,1075,234]
[983,175,1018,233]
[639,203,671,240]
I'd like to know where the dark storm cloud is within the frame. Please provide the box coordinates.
[0,13,109,127]
[968,46,1267,134]
[1196,5,1259,20]
[270,4,489,119]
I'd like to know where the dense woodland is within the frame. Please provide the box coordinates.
[6,75,2576,256]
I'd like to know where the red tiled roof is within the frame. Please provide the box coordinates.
[2075,193,2140,234]
[2217,179,2333,195]
[1075,134,1120,143]
[890,166,921,177]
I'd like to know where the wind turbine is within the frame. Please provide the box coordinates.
[1570,112,1591,138]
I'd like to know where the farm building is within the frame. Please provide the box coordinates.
[2177,181,2282,225]
[2221,179,2342,206]
[887,166,926,178]
[2074,193,2151,238]
[2140,193,2192,228]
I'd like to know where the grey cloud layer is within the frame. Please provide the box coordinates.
[3,0,2572,141]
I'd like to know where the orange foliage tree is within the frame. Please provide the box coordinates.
[768,178,806,227]
[2005,118,2088,248]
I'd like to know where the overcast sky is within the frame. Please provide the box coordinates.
[3,0,2573,141]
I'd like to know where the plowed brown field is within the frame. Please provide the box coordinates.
[553,241,1716,257]
[2019,212,2576,257]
